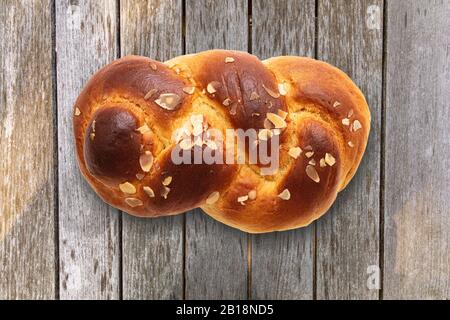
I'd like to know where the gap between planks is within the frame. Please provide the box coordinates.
[379,0,387,300]
[51,0,60,300]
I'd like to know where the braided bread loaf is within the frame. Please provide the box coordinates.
[73,50,370,233]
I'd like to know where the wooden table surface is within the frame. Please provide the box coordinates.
[0,0,449,300]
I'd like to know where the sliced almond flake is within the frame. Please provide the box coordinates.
[320,158,326,167]
[348,109,354,117]
[306,165,320,183]
[139,151,153,172]
[258,129,273,141]
[143,186,155,198]
[222,98,232,106]
[92,120,96,132]
[183,123,193,135]
[305,151,314,158]
[144,88,158,100]
[333,101,341,108]
[125,198,143,207]
[264,118,274,130]
[278,83,287,96]
[74,107,81,116]
[278,189,291,200]
[180,138,193,150]
[309,159,316,166]
[162,176,172,186]
[90,133,95,141]
[262,84,280,98]
[190,114,203,126]
[352,120,362,131]
[119,182,136,194]
[348,141,355,148]
[248,190,257,200]
[249,92,260,101]
[342,118,350,126]
[190,114,204,136]
[155,93,181,110]
[149,62,157,71]
[207,81,220,94]
[266,112,287,129]
[225,57,235,63]
[206,83,216,94]
[288,147,302,159]
[252,112,260,117]
[206,191,220,204]
[173,127,189,143]
[161,186,170,199]
[237,195,249,205]
[136,173,145,180]
[277,109,288,120]
[137,123,151,134]
[229,103,237,115]
[183,86,195,95]
[325,153,336,166]
[192,123,204,136]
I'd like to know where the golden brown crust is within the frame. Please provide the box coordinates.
[84,107,142,184]
[169,50,287,130]
[265,56,370,189]
[73,50,370,233]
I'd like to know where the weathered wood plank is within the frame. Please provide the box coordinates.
[0,0,55,299]
[56,0,120,299]
[316,0,383,299]
[184,0,249,299]
[120,0,184,300]
[251,0,315,300]
[384,0,450,299]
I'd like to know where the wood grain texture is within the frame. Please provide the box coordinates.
[384,0,450,299]
[251,0,315,300]
[1,0,449,301]
[56,0,120,299]
[316,0,383,299]
[0,0,55,299]
[120,0,184,300]
[184,0,249,299]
